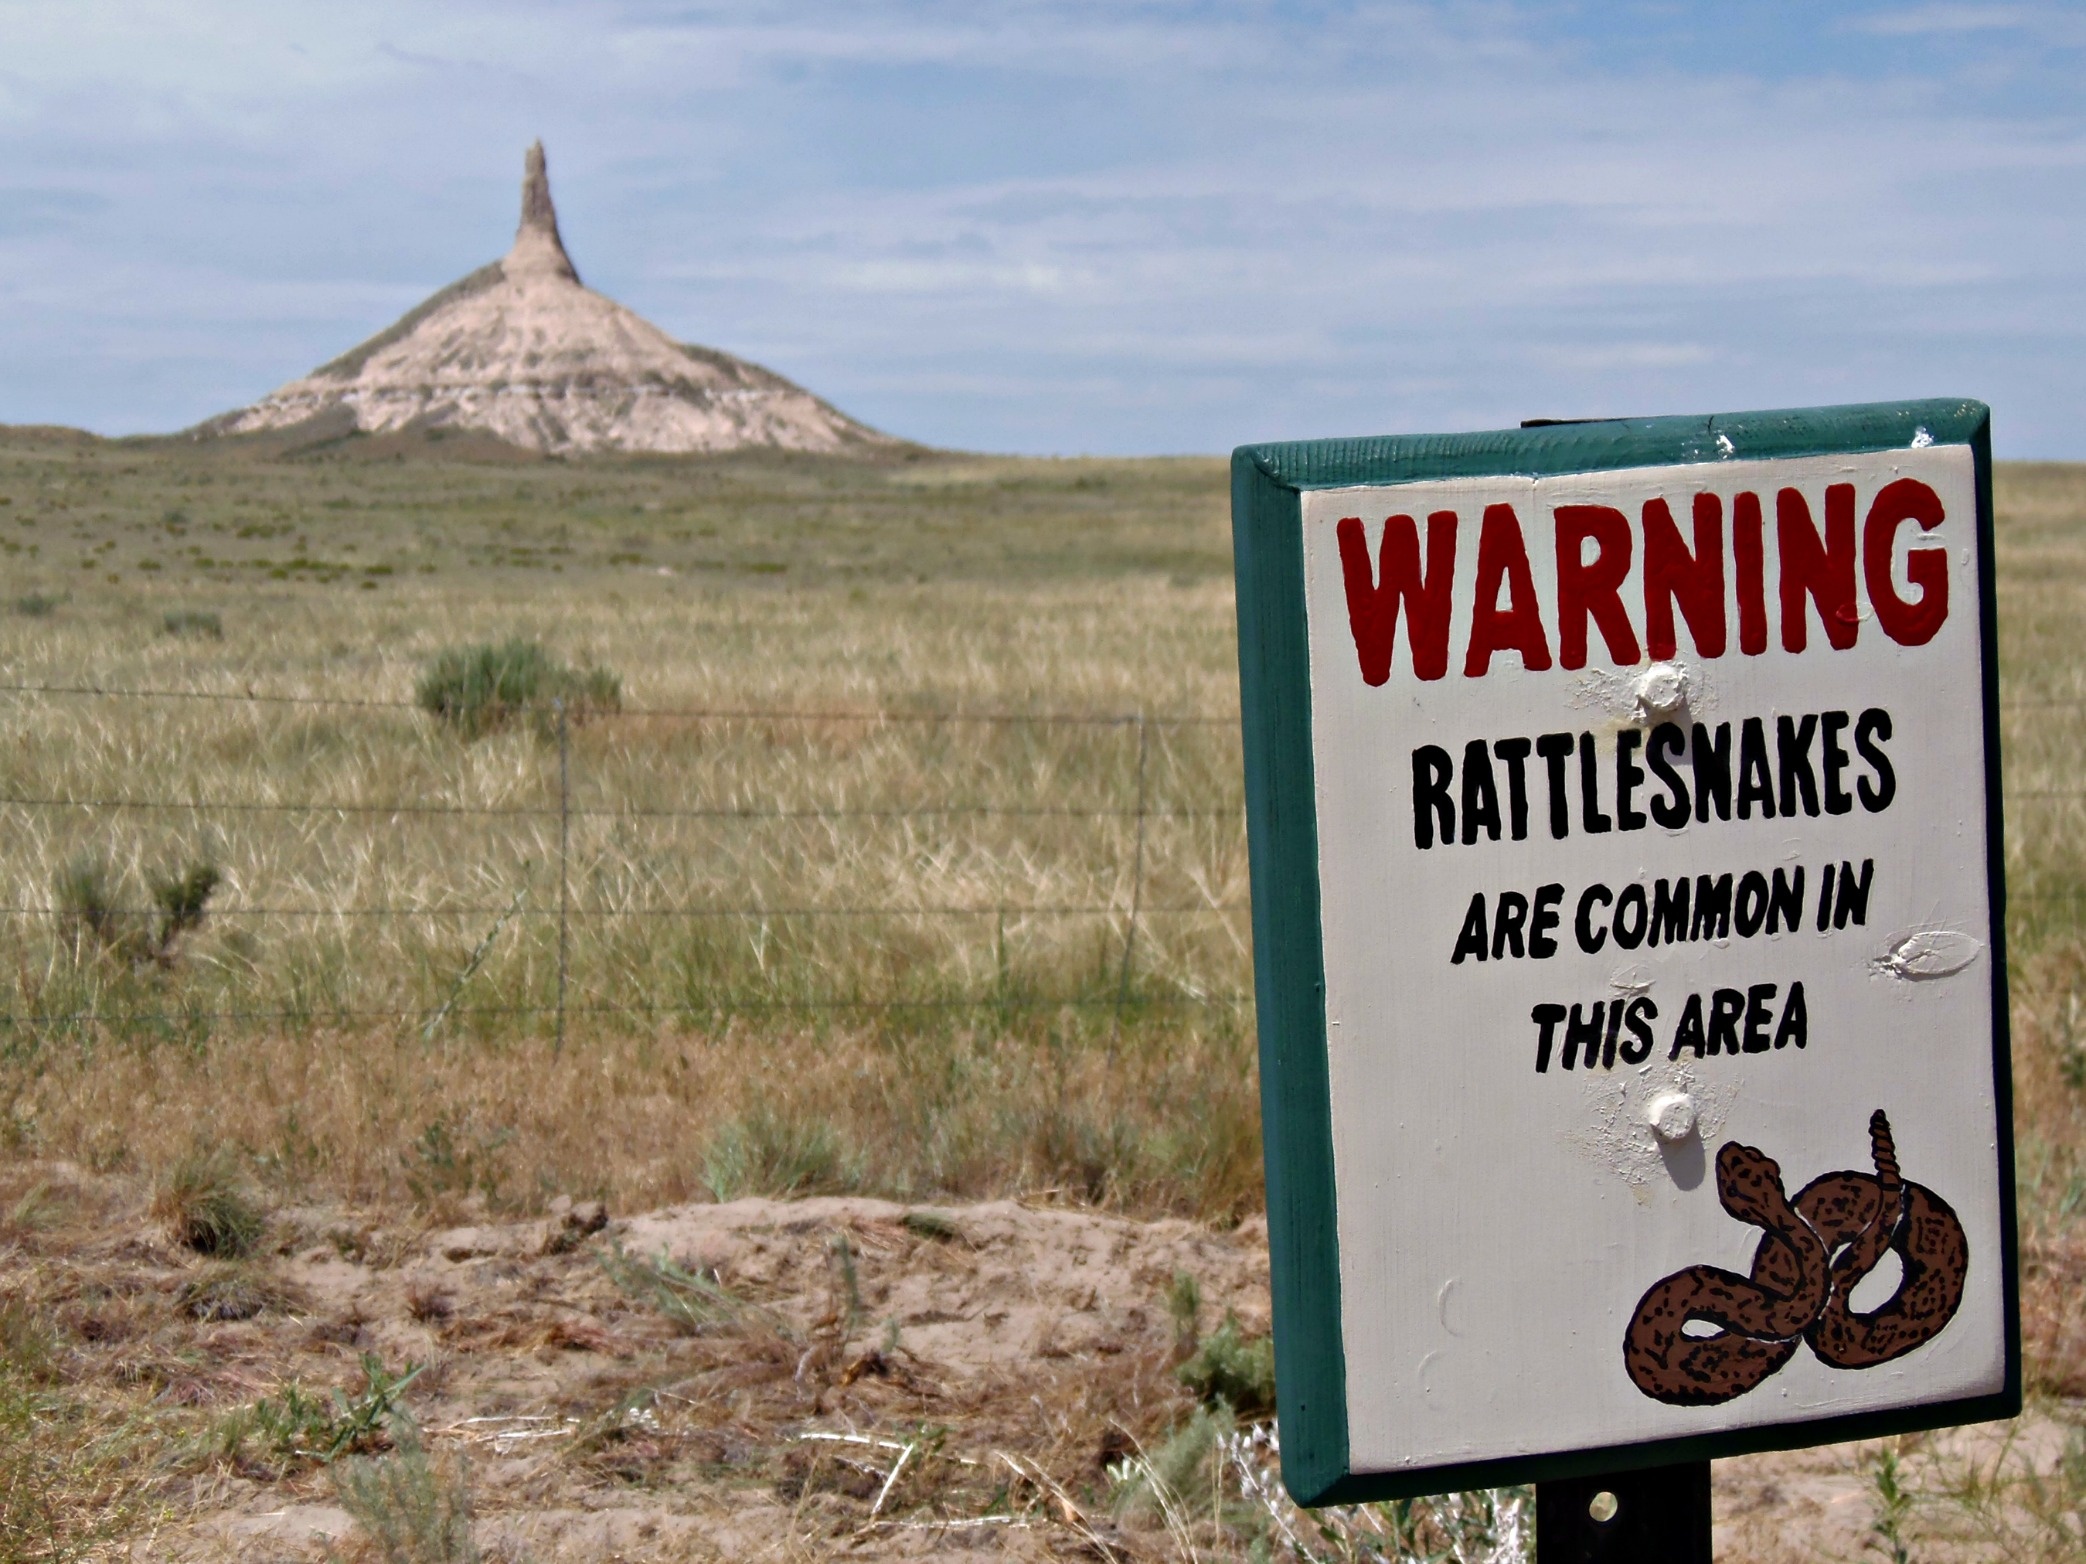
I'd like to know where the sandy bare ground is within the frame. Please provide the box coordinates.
[0,1167,2069,1561]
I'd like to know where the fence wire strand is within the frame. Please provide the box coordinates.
[0,678,2077,1038]
[0,680,1254,1035]
[0,680,1233,726]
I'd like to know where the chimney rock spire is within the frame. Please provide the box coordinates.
[507,140,579,284]
[195,140,892,453]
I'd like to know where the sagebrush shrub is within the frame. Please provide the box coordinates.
[161,608,223,638]
[54,854,123,954]
[55,853,219,967]
[330,1416,479,1564]
[1176,1311,1276,1417]
[414,637,620,741]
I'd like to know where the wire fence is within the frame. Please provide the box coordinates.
[0,678,2079,1046]
[0,680,1256,1045]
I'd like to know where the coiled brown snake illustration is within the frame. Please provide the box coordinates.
[1623,1111,1968,1405]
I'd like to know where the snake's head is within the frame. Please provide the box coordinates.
[1714,1140,1770,1177]
[1713,1141,1790,1222]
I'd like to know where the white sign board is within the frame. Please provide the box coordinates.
[1233,403,2016,1504]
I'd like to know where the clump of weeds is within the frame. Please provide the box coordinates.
[402,1117,511,1210]
[153,1145,264,1258]
[331,1415,480,1564]
[599,1241,791,1342]
[160,608,223,639]
[0,1325,142,1559]
[178,1263,290,1322]
[415,636,619,741]
[55,851,220,969]
[700,1100,858,1201]
[1870,1442,1918,1564]
[1177,1311,1276,1419]
[1166,1270,1202,1358]
[213,1354,425,1475]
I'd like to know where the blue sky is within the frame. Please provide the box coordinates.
[2,1,2083,455]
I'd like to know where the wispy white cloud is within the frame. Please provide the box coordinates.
[1843,4,2085,41]
[0,1,2082,451]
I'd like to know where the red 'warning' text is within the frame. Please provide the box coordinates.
[1336,479,1948,684]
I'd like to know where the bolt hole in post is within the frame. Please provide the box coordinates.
[1535,1461,1709,1563]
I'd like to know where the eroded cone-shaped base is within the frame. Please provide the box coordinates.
[195,144,889,456]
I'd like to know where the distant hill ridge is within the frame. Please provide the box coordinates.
[194,143,892,456]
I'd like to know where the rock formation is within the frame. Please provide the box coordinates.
[195,143,890,455]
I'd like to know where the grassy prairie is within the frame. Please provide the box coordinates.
[1,431,2085,1214]
[0,428,2080,1560]
[0,427,1260,1222]
[0,430,2081,1232]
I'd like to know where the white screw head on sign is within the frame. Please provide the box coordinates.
[1634,663,1687,722]
[1647,1091,1698,1143]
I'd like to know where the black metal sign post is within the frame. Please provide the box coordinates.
[1536,1461,1711,1564]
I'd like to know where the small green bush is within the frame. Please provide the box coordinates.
[216,1355,423,1474]
[151,862,221,943]
[402,1117,511,1207]
[599,1242,783,1338]
[1176,1311,1276,1417]
[1108,1403,1233,1527]
[902,1209,963,1243]
[701,1101,858,1201]
[55,853,219,967]
[331,1415,479,1564]
[161,608,223,639]
[54,853,123,954]
[414,637,620,741]
[12,591,62,617]
[1167,1270,1202,1357]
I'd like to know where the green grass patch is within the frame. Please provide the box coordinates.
[415,637,620,740]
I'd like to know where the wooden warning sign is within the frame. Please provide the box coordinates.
[1232,401,2018,1504]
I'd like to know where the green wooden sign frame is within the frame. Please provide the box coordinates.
[1231,398,2020,1505]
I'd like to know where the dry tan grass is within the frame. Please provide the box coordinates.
[1990,465,2086,1419]
[9,1012,1263,1222]
[0,431,1256,1224]
[0,572,1260,1222]
[0,577,1246,1030]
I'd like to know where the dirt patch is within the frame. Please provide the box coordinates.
[5,1171,1270,1560]
[0,1167,2070,1561]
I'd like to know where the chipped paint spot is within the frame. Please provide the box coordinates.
[1873,928,1981,981]
[1608,963,1655,998]
[1573,659,1708,728]
[1564,1061,1739,1193]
